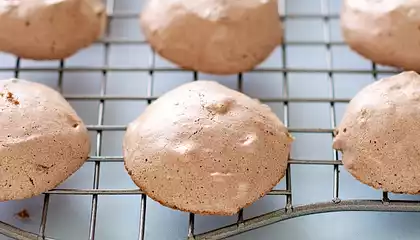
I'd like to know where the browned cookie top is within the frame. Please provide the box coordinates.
[0,0,106,60]
[124,80,293,215]
[341,0,420,71]
[0,79,90,201]
[334,71,420,194]
[140,0,282,75]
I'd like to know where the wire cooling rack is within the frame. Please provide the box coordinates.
[2,0,420,240]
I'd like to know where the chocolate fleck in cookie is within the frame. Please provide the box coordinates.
[0,79,90,201]
[334,71,420,194]
[140,0,283,75]
[123,80,293,215]
[0,0,106,60]
[341,0,420,71]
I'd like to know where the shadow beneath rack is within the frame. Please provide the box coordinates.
[3,198,420,240]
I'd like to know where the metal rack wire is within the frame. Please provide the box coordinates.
[1,0,420,240]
